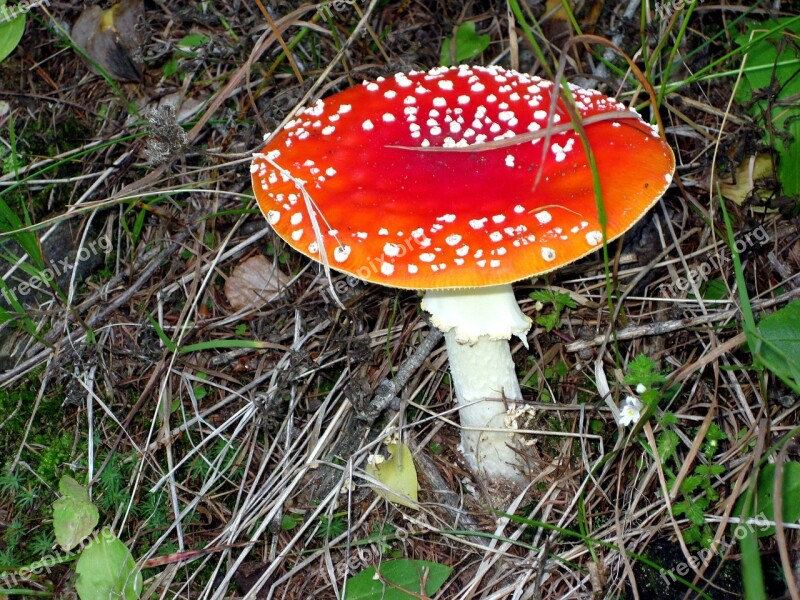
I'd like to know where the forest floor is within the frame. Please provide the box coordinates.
[0,0,799,598]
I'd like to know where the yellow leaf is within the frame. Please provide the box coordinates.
[366,442,419,510]
[719,153,774,205]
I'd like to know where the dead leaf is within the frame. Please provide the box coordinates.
[72,0,145,83]
[224,255,289,311]
[365,442,420,510]
[719,153,775,205]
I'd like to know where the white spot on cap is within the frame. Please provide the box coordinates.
[490,260,501,268]
[534,110,547,120]
[433,97,447,107]
[382,113,395,122]
[586,231,603,246]
[267,211,280,224]
[338,104,352,114]
[322,126,335,135]
[326,167,336,177]
[505,154,515,167]
[366,82,379,91]
[535,211,552,224]
[457,95,470,105]
[437,214,456,223]
[471,82,485,92]
[420,253,436,263]
[384,90,397,99]
[291,229,303,241]
[489,232,503,242]
[408,264,418,274]
[492,214,506,223]
[356,232,368,239]
[381,262,394,276]
[438,80,454,91]
[445,234,462,246]
[334,245,351,262]
[469,218,487,230]
[362,119,374,131]
[378,228,389,236]
[514,205,525,214]
[455,245,469,257]
[384,243,400,257]
[290,213,303,226]
[541,247,556,261]
[308,242,318,254]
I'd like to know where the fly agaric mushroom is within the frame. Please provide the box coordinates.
[250,65,674,490]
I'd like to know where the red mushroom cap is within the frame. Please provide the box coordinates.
[251,65,675,289]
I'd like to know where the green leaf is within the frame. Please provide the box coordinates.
[535,311,560,333]
[734,462,800,537]
[440,22,490,66]
[735,18,800,197]
[681,474,703,495]
[53,476,99,552]
[700,278,728,300]
[684,501,706,526]
[365,443,419,510]
[624,354,667,389]
[75,528,142,600]
[162,56,178,78]
[177,33,209,48]
[752,300,800,393]
[345,559,452,600]
[280,514,299,531]
[0,6,25,64]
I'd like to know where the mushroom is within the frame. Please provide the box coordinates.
[250,65,675,491]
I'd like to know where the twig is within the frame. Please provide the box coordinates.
[361,327,443,423]
[564,287,800,353]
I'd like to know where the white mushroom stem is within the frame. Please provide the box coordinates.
[421,284,531,486]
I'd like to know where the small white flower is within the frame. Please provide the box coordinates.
[636,383,647,394]
[618,395,643,427]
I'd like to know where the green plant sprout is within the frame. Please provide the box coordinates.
[529,289,577,333]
